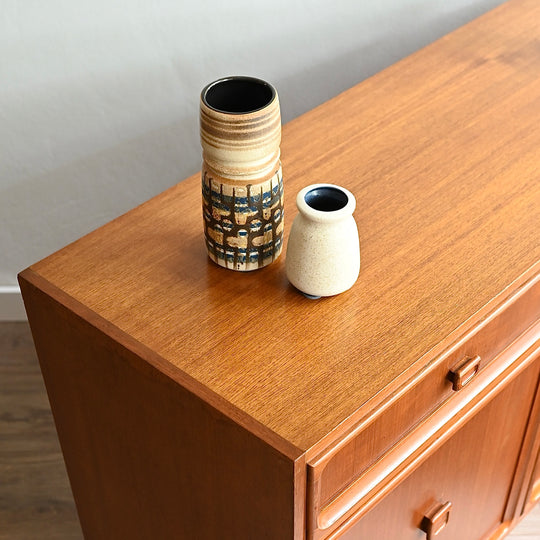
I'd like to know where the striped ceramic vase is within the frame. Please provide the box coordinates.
[200,76,283,271]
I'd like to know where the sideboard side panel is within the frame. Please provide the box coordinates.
[19,274,298,540]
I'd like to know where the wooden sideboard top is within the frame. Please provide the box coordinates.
[23,0,540,456]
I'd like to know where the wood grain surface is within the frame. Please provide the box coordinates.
[312,278,540,509]
[22,0,540,455]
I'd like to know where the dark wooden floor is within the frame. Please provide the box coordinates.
[0,322,83,540]
[1,321,539,539]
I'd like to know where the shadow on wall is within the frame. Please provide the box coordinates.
[1,0,505,284]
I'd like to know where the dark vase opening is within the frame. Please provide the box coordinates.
[202,76,275,114]
[304,187,349,212]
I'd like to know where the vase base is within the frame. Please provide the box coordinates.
[207,246,282,271]
[290,286,321,299]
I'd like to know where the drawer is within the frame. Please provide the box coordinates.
[326,354,540,540]
[307,274,540,540]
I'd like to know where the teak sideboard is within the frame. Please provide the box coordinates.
[19,1,540,538]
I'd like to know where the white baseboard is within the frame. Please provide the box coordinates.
[0,285,27,321]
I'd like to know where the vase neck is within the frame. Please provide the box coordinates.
[296,184,356,223]
[200,77,281,181]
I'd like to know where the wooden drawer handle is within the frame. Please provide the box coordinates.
[447,355,481,391]
[420,501,452,539]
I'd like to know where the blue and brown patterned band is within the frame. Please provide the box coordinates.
[202,166,284,271]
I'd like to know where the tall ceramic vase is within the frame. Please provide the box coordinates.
[200,76,284,271]
[286,184,360,298]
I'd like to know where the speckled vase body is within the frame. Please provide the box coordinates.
[200,76,283,271]
[286,184,360,297]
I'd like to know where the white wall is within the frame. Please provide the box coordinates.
[1,0,504,312]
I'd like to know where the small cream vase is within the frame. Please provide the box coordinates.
[286,184,360,298]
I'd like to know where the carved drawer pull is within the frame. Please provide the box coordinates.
[420,501,452,539]
[447,355,481,391]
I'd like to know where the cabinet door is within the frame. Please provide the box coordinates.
[524,452,540,512]
[336,359,540,540]
[514,370,540,517]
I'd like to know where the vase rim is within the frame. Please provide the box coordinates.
[201,76,277,115]
[296,184,356,223]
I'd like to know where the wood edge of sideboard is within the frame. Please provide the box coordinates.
[19,267,308,539]
[17,267,304,463]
